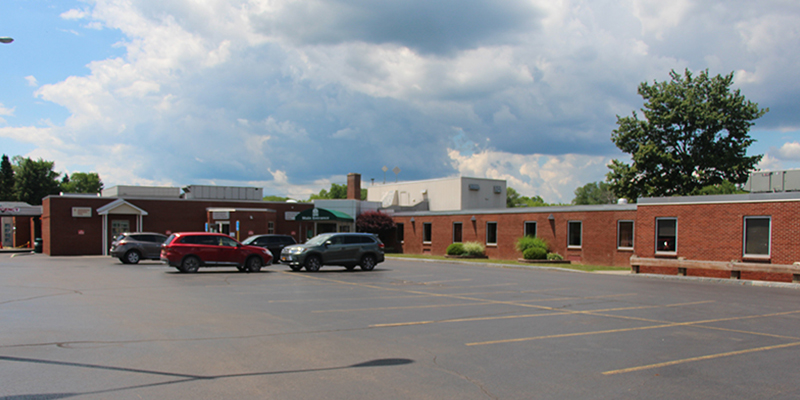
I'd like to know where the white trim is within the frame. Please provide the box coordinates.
[452,221,463,243]
[617,220,634,250]
[523,221,537,237]
[567,220,582,249]
[655,217,678,254]
[97,198,149,216]
[743,216,771,258]
[486,221,498,245]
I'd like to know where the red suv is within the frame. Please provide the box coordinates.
[160,232,272,273]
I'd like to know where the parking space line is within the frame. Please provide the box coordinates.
[313,301,497,313]
[466,310,800,346]
[602,342,800,375]
[371,301,715,328]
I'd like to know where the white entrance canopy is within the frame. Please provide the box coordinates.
[97,199,149,255]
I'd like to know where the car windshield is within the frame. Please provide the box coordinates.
[305,234,333,246]
[241,236,258,245]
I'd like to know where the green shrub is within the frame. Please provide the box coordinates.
[446,243,465,255]
[546,252,564,261]
[523,247,547,260]
[516,236,549,253]
[462,242,485,257]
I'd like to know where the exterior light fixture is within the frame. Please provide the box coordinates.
[547,214,555,220]
[470,216,476,222]
[410,217,415,223]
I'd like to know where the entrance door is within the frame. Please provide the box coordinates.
[217,222,230,235]
[111,220,130,240]
[317,223,337,234]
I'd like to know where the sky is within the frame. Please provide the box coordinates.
[1,0,799,203]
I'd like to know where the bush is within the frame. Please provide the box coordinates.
[523,247,547,260]
[516,236,549,254]
[446,243,465,255]
[546,252,564,261]
[462,242,485,257]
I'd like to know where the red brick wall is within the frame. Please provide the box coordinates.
[43,196,314,256]
[636,201,800,265]
[394,209,637,266]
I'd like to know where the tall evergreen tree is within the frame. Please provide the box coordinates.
[13,158,62,205]
[0,155,15,201]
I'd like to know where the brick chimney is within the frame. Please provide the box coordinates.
[347,173,361,200]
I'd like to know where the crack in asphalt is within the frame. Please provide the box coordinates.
[429,352,499,400]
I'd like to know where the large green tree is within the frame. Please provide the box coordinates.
[308,183,367,201]
[0,155,14,201]
[607,69,767,200]
[60,172,104,194]
[13,157,62,205]
[506,187,554,207]
[572,182,617,205]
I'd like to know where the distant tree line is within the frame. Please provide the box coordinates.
[0,154,103,205]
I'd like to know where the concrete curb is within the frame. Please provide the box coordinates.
[384,256,800,290]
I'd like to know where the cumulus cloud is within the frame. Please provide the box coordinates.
[2,0,799,200]
[777,142,800,160]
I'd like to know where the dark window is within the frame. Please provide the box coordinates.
[568,221,582,248]
[486,222,497,245]
[617,221,634,249]
[423,223,432,243]
[524,221,536,237]
[656,218,677,253]
[453,222,463,243]
[396,223,404,242]
[744,217,770,256]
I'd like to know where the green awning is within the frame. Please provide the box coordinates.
[294,207,354,222]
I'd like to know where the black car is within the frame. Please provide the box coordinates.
[280,232,385,272]
[241,234,297,264]
[111,232,168,264]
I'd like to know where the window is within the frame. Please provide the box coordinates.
[524,221,537,237]
[268,221,274,234]
[744,217,770,257]
[617,221,634,250]
[423,222,432,243]
[486,222,497,245]
[655,218,677,253]
[568,221,582,248]
[396,223,404,242]
[453,222,463,243]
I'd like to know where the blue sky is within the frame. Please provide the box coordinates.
[1,0,798,203]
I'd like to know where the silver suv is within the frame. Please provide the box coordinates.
[280,233,385,272]
[111,232,168,264]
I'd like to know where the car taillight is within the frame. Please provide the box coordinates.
[378,243,385,249]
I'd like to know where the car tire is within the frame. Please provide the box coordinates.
[124,250,141,265]
[305,256,322,272]
[179,256,200,273]
[360,254,376,271]
[246,256,262,272]
[289,265,303,272]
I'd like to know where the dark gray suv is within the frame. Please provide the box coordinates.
[111,232,168,264]
[280,233,385,272]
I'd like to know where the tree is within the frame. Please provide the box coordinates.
[607,69,767,200]
[692,180,746,196]
[0,155,14,201]
[356,211,396,234]
[506,187,555,207]
[308,183,367,201]
[572,182,617,205]
[13,157,62,205]
[60,172,103,194]
[263,195,290,202]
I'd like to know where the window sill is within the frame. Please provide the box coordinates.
[742,255,771,263]
[616,247,634,252]
[567,246,582,250]
[655,252,678,258]
[486,243,497,247]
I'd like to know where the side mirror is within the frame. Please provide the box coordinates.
[325,240,333,247]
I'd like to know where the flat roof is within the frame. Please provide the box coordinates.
[638,191,800,206]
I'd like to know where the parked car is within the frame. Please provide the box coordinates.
[241,234,297,263]
[111,232,168,264]
[160,232,272,273]
[280,232,385,272]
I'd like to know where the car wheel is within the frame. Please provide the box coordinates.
[179,256,200,273]
[124,250,141,265]
[289,265,303,272]
[246,257,262,272]
[305,256,322,272]
[360,255,376,271]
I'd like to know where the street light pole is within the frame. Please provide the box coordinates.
[0,37,13,44]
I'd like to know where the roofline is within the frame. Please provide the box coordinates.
[45,194,306,205]
[638,191,800,206]
[392,203,637,217]
[367,175,505,187]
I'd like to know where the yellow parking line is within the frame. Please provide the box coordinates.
[372,301,715,328]
[602,342,800,375]
[466,310,800,346]
[313,301,497,313]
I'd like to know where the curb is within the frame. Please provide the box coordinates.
[384,256,800,290]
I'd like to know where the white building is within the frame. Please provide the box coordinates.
[366,176,506,212]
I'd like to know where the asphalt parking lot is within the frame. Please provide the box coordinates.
[2,254,800,399]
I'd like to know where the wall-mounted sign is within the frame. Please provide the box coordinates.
[285,211,299,221]
[212,211,229,220]
[72,207,92,218]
